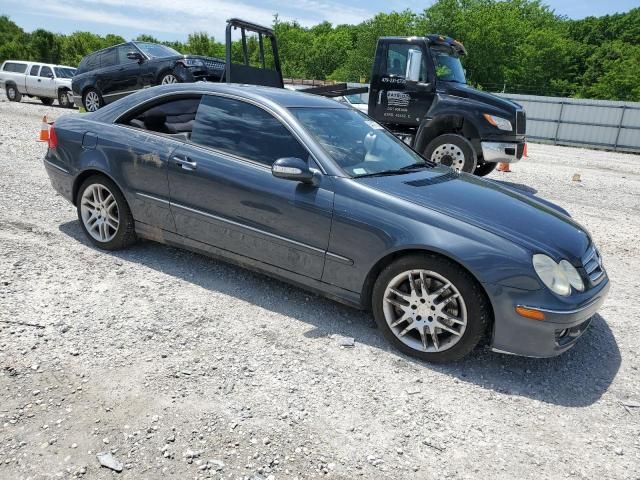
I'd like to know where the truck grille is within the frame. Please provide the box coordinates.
[516,110,526,135]
[582,245,605,286]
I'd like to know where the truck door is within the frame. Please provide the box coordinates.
[369,40,435,127]
[25,64,41,95]
[36,65,56,97]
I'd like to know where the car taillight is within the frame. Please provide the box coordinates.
[48,124,58,149]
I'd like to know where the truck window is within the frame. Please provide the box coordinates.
[39,66,53,78]
[29,65,41,76]
[3,62,28,73]
[99,48,118,68]
[386,44,409,77]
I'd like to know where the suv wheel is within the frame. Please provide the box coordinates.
[83,88,103,112]
[76,175,137,250]
[424,134,477,173]
[6,84,21,102]
[160,72,179,85]
[371,254,490,362]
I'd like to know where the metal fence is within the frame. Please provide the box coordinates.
[497,93,640,153]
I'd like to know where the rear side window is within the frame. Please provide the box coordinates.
[122,96,202,137]
[191,95,308,166]
[2,62,28,73]
[29,65,40,76]
[99,48,118,68]
[40,66,53,78]
[79,54,99,73]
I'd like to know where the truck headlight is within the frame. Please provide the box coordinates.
[182,58,204,67]
[483,113,512,131]
[532,254,584,296]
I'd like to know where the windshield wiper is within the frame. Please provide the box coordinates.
[355,162,432,178]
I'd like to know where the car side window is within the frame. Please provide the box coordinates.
[100,48,118,68]
[121,96,203,139]
[118,45,138,64]
[39,66,53,78]
[80,54,99,73]
[3,62,27,73]
[29,65,40,76]
[191,95,308,167]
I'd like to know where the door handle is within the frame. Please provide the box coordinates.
[173,156,197,171]
[37,79,41,82]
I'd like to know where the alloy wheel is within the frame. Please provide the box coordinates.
[382,269,467,353]
[431,143,465,171]
[84,91,100,112]
[80,184,119,243]
[161,74,178,85]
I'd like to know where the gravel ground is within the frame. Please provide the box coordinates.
[1,90,639,480]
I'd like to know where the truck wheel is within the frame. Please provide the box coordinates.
[40,97,54,106]
[424,134,477,173]
[6,84,21,102]
[82,88,103,112]
[474,161,497,177]
[58,89,72,108]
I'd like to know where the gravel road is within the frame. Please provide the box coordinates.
[1,91,639,480]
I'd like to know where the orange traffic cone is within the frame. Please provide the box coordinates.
[38,115,50,142]
[497,162,511,172]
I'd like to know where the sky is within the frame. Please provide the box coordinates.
[0,0,637,42]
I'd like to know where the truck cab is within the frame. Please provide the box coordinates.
[368,36,526,175]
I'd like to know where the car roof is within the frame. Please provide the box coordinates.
[2,60,76,69]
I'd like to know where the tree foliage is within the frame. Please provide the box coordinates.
[1,2,639,100]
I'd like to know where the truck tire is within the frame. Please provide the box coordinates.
[6,84,21,102]
[424,134,477,173]
[58,89,72,108]
[82,88,103,112]
[474,161,497,177]
[40,97,54,106]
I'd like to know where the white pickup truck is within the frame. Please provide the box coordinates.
[0,60,76,108]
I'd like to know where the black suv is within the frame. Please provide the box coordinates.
[71,42,225,111]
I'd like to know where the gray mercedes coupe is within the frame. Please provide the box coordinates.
[43,83,609,362]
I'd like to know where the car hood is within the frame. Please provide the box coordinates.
[356,167,591,262]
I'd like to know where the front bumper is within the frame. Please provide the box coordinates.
[481,141,526,164]
[486,276,610,358]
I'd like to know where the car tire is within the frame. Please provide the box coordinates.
[371,253,490,362]
[76,175,137,250]
[40,97,54,106]
[424,134,477,173]
[82,88,103,112]
[6,84,21,102]
[159,72,180,85]
[474,161,497,177]
[58,89,72,108]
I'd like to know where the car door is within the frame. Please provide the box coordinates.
[25,64,41,95]
[114,45,143,96]
[95,47,121,101]
[167,94,334,280]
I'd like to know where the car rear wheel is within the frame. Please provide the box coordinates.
[40,97,54,106]
[424,134,477,173]
[6,85,21,102]
[82,88,103,112]
[372,254,490,362]
[160,72,179,85]
[76,175,137,250]
[474,161,497,177]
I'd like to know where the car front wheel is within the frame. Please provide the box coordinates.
[424,134,477,173]
[76,175,137,250]
[372,254,490,362]
[58,89,72,108]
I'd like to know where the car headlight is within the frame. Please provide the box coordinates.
[182,58,204,67]
[483,113,512,131]
[532,254,584,296]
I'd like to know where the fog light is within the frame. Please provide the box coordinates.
[515,306,545,321]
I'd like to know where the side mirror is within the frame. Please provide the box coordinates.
[127,51,144,62]
[272,157,318,185]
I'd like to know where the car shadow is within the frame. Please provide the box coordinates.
[59,220,620,407]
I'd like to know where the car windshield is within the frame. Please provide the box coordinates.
[431,46,466,84]
[290,107,429,177]
[134,42,181,58]
[54,67,76,78]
